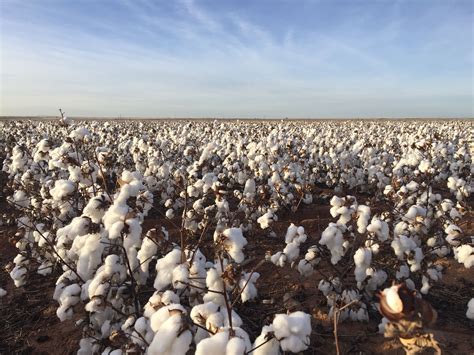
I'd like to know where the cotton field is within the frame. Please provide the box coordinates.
[0,119,473,354]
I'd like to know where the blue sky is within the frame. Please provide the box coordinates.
[1,0,472,118]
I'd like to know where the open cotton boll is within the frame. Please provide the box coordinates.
[243,178,256,199]
[284,224,307,244]
[356,205,371,233]
[453,244,474,268]
[165,209,174,219]
[203,268,226,305]
[154,249,182,291]
[56,283,81,321]
[445,224,462,246]
[354,247,372,283]
[238,272,260,303]
[0,288,7,297]
[253,325,280,355]
[50,179,75,201]
[195,327,251,355]
[272,311,311,353]
[148,307,192,355]
[76,233,105,280]
[69,127,91,140]
[366,218,389,242]
[257,210,275,229]
[215,228,248,263]
[319,223,346,265]
[467,298,474,320]
[391,235,417,259]
[144,291,180,318]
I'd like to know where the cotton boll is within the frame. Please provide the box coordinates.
[253,325,280,355]
[454,245,474,268]
[215,228,248,263]
[154,249,182,291]
[195,331,229,355]
[319,223,346,265]
[466,298,474,320]
[272,311,311,353]
[356,205,371,233]
[257,210,275,229]
[165,209,175,219]
[0,288,7,297]
[366,218,389,242]
[353,247,372,283]
[148,308,192,355]
[238,272,260,303]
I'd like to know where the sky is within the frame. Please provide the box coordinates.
[0,0,473,118]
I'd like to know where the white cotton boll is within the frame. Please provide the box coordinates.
[77,233,105,280]
[253,325,280,355]
[257,210,274,229]
[69,127,91,140]
[137,236,158,275]
[297,259,314,277]
[150,304,186,332]
[354,247,372,283]
[56,283,81,321]
[466,298,474,320]
[396,264,410,279]
[238,272,260,303]
[407,247,424,272]
[154,249,182,291]
[406,181,419,191]
[284,224,307,244]
[418,160,431,173]
[319,223,346,265]
[366,218,389,242]
[165,208,174,219]
[454,245,474,268]
[216,228,248,263]
[148,309,192,355]
[0,288,7,297]
[445,224,462,246]
[50,179,75,201]
[172,264,189,290]
[282,241,301,264]
[272,311,311,353]
[391,235,417,259]
[195,331,229,355]
[10,265,27,287]
[270,251,287,267]
[203,268,225,305]
[243,178,256,199]
[382,285,403,313]
[356,205,371,233]
[421,275,431,294]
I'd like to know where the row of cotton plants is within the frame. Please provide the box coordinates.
[0,118,472,354]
